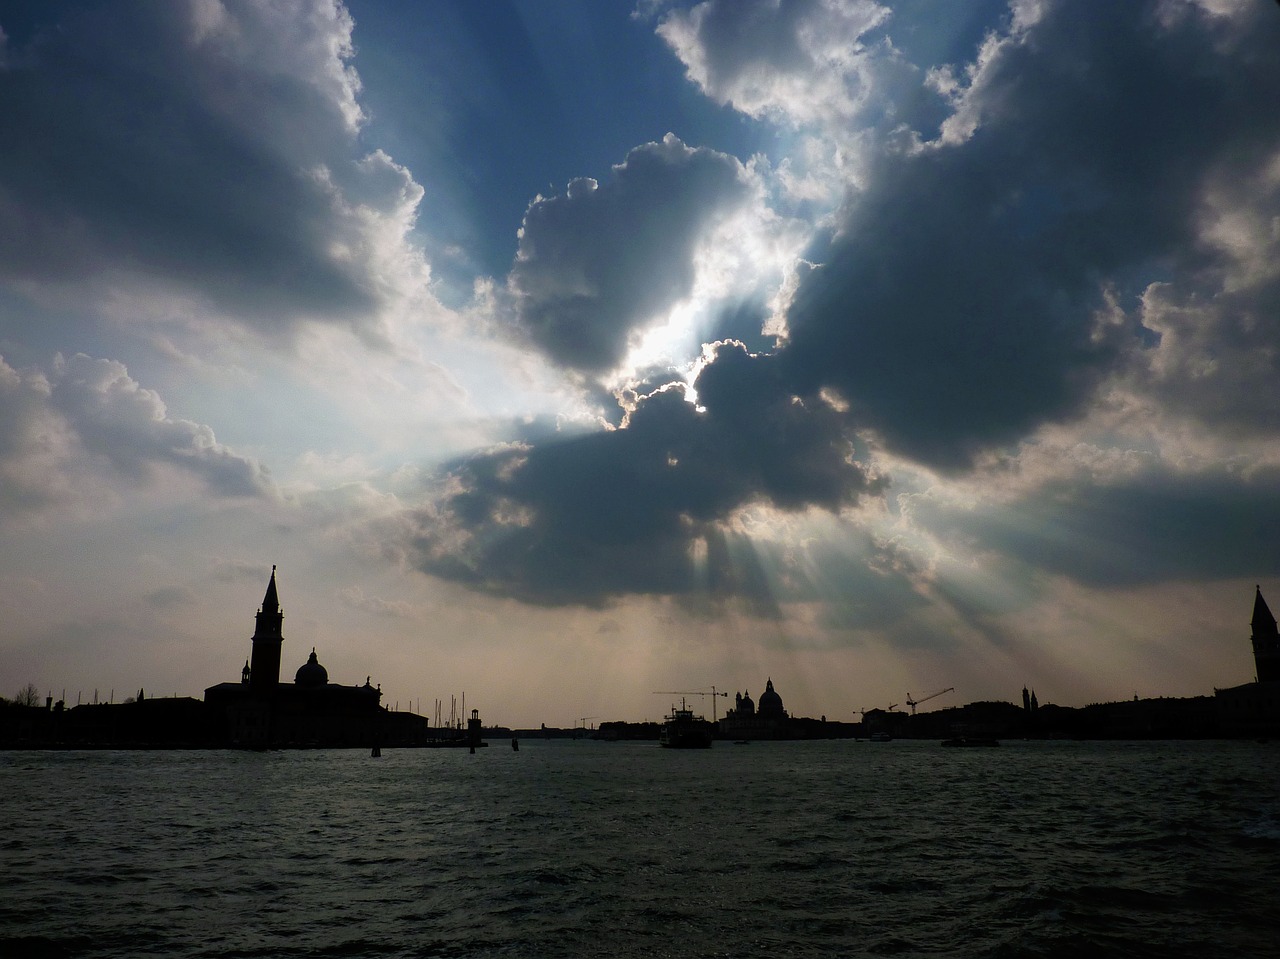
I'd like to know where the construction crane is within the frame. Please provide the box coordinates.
[905,687,954,715]
[652,687,729,722]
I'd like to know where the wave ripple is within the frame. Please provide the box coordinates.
[1,740,1276,958]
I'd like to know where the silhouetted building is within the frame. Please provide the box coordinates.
[249,566,284,693]
[1021,687,1040,714]
[1215,586,1280,737]
[204,568,387,747]
[758,678,787,721]
[719,678,790,739]
[1249,585,1280,683]
[0,567,448,749]
[860,706,910,739]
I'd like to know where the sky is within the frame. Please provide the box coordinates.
[2,0,1279,728]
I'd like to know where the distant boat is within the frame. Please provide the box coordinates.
[868,732,893,743]
[659,700,714,749]
[941,737,1000,747]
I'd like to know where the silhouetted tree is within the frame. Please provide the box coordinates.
[12,683,41,707]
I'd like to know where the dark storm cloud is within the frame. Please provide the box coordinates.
[0,1,410,332]
[1130,215,1280,440]
[403,1,1280,609]
[781,1,1280,469]
[399,342,884,606]
[508,134,751,375]
[916,466,1280,588]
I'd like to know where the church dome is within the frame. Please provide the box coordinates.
[295,648,329,687]
[758,678,784,715]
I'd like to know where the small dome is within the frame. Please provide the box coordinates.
[758,678,784,714]
[295,648,329,687]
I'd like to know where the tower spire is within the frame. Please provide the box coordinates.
[249,565,284,692]
[262,564,279,614]
[1252,585,1276,634]
[1250,586,1279,684]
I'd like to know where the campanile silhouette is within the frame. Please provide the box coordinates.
[248,566,284,692]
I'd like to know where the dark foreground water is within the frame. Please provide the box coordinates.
[2,739,1277,958]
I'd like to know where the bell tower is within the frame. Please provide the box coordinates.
[1251,586,1280,683]
[249,566,284,692]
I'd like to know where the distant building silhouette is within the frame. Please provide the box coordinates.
[758,678,787,721]
[1249,585,1280,683]
[205,567,385,747]
[1214,586,1280,737]
[0,567,454,749]
[248,565,284,693]
[719,678,790,740]
[5,582,1276,747]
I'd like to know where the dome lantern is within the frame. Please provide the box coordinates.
[295,648,329,687]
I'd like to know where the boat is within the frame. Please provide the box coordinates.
[659,700,714,749]
[941,737,1000,747]
[868,731,893,743]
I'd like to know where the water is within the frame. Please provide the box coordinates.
[2,739,1277,958]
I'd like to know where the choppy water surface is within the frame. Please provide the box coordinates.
[2,739,1277,958]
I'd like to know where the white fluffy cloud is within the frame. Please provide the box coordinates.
[656,0,925,200]
[657,0,895,128]
[0,353,271,520]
